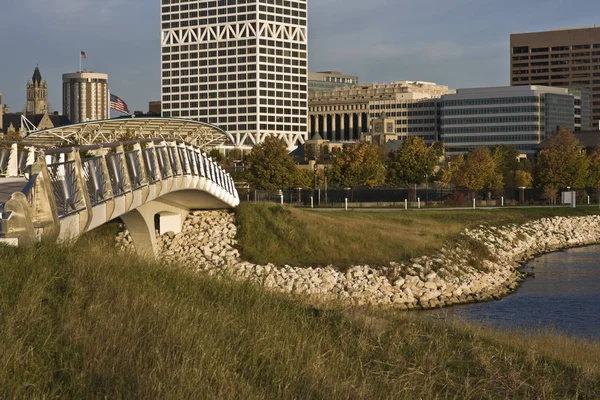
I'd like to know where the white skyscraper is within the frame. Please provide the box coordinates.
[160,0,308,148]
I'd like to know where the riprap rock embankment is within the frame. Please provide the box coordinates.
[116,211,600,309]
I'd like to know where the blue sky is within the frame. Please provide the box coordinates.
[1,0,599,114]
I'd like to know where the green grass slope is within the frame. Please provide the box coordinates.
[235,203,600,267]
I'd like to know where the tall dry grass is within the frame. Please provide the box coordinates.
[0,224,598,398]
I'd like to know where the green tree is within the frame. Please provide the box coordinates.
[209,149,224,163]
[294,168,317,189]
[517,157,533,174]
[218,149,246,181]
[535,127,589,189]
[304,143,316,161]
[245,136,299,190]
[329,142,385,188]
[386,137,439,188]
[492,145,520,188]
[455,147,504,194]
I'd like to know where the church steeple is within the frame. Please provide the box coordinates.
[32,66,43,85]
[26,65,48,116]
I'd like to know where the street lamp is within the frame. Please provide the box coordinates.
[313,163,319,206]
[324,166,329,205]
[425,173,429,203]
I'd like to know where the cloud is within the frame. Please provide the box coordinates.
[322,41,467,64]
[17,0,138,29]
[22,0,127,16]
[415,42,467,62]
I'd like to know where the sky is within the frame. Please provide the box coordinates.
[0,0,599,114]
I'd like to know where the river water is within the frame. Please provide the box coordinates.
[431,245,600,341]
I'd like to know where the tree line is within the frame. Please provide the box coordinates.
[227,128,600,201]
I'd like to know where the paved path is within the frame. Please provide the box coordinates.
[0,178,28,205]
[304,205,598,212]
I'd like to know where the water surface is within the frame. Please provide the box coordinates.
[432,245,600,341]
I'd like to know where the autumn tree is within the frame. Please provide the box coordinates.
[1,131,23,143]
[588,147,600,200]
[245,136,300,190]
[535,127,589,189]
[514,170,533,188]
[455,147,504,194]
[329,142,385,188]
[437,154,464,188]
[543,186,559,206]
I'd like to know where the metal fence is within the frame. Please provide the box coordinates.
[239,186,600,208]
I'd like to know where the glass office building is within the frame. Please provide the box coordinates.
[440,86,590,155]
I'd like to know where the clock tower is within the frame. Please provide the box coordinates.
[26,66,48,116]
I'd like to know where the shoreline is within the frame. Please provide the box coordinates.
[116,212,600,310]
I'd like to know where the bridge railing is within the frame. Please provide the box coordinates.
[47,159,86,218]
[0,142,40,178]
[82,157,111,206]
[40,139,239,214]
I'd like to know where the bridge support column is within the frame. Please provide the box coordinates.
[120,199,190,259]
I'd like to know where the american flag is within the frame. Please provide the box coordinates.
[80,51,87,59]
[110,94,131,115]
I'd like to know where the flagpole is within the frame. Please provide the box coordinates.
[79,51,81,72]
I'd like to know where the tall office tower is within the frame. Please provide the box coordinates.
[160,0,309,148]
[62,72,109,124]
[510,26,600,128]
[26,66,48,116]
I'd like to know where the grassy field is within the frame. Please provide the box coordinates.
[0,227,599,398]
[235,203,600,268]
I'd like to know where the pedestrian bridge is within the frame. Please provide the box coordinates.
[0,138,239,257]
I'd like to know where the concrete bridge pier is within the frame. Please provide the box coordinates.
[120,199,190,258]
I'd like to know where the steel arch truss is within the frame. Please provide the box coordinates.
[21,117,232,150]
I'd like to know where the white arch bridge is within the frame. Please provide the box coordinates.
[0,138,239,257]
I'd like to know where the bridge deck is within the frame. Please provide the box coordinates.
[0,178,28,206]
